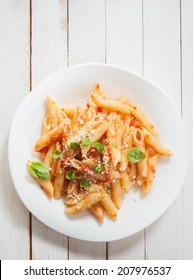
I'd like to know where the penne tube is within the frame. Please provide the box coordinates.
[94,83,105,97]
[88,122,108,142]
[36,178,54,198]
[143,128,173,156]
[129,107,158,136]
[67,120,101,145]
[65,192,102,215]
[42,115,52,136]
[81,122,109,155]
[100,189,117,220]
[133,128,148,178]
[46,96,58,128]
[120,171,132,193]
[90,203,104,223]
[54,172,65,199]
[57,108,70,123]
[43,143,56,168]
[115,114,123,164]
[107,114,121,168]
[142,154,158,195]
[111,179,123,209]
[87,106,97,120]
[35,122,65,152]
[136,173,144,187]
[65,184,103,206]
[82,158,97,169]
[60,106,74,118]
[127,162,137,180]
[50,141,62,178]
[119,122,132,171]
[67,181,78,194]
[28,161,54,198]
[91,93,131,114]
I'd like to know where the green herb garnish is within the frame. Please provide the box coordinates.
[70,142,80,150]
[126,147,145,163]
[92,141,104,153]
[28,161,50,180]
[150,124,154,129]
[95,164,103,174]
[80,178,90,190]
[66,170,76,180]
[81,138,92,146]
[53,149,62,159]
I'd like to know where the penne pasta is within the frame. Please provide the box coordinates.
[107,113,121,168]
[129,107,158,136]
[28,84,173,223]
[143,128,173,156]
[119,121,132,171]
[100,189,117,220]
[36,178,54,198]
[133,128,148,178]
[120,170,132,193]
[46,96,58,128]
[43,143,56,168]
[111,179,123,209]
[91,93,131,114]
[142,155,158,195]
[60,106,74,118]
[35,121,65,152]
[90,203,104,223]
[65,193,102,215]
[54,172,65,199]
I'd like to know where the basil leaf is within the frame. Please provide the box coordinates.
[66,170,76,180]
[28,161,50,180]
[53,149,62,159]
[80,178,90,190]
[150,124,154,129]
[70,142,80,150]
[126,147,145,163]
[92,141,104,153]
[95,164,103,174]
[81,138,92,146]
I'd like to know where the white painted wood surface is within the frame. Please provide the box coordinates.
[143,0,183,260]
[0,0,30,259]
[31,0,68,260]
[0,0,192,260]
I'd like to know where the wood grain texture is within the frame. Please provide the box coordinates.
[68,0,106,260]
[181,0,193,260]
[0,0,30,259]
[106,0,145,260]
[31,0,68,260]
[143,0,183,259]
[68,0,105,65]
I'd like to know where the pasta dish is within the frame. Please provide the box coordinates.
[28,84,173,223]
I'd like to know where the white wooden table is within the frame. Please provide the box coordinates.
[0,0,193,260]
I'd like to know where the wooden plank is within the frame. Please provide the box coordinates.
[68,0,106,260]
[31,0,68,259]
[68,0,105,64]
[143,0,183,259]
[0,0,30,259]
[106,0,145,259]
[181,0,193,260]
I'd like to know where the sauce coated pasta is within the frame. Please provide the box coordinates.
[28,84,173,223]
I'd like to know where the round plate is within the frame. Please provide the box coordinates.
[8,64,187,242]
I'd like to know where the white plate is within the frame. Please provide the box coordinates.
[8,64,187,242]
